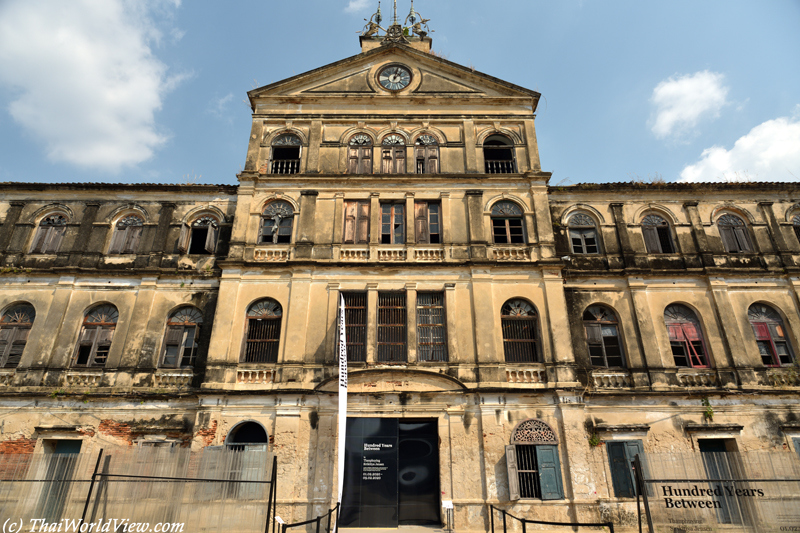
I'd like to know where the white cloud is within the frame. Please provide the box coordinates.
[345,0,373,14]
[679,114,800,182]
[0,0,186,171]
[649,70,729,140]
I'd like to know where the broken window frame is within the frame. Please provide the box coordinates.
[30,213,68,254]
[664,304,709,368]
[108,214,144,255]
[748,303,794,367]
[242,299,282,364]
[0,304,35,369]
[260,201,295,245]
[414,201,441,244]
[641,214,675,254]
[501,299,540,363]
[160,306,203,368]
[491,201,525,244]
[73,305,118,368]
[583,305,625,368]
[380,203,405,244]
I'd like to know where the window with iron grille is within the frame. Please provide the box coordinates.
[414,202,441,244]
[243,299,282,363]
[342,293,367,362]
[641,214,675,254]
[270,134,301,175]
[748,303,794,366]
[664,304,709,368]
[30,213,68,254]
[583,305,625,368]
[74,305,118,367]
[501,299,539,363]
[0,304,35,369]
[491,201,525,244]
[414,135,439,174]
[377,292,406,362]
[568,213,599,254]
[505,420,563,501]
[108,214,143,254]
[348,134,373,174]
[343,201,370,244]
[161,307,203,368]
[381,203,405,244]
[717,213,753,253]
[417,292,447,362]
[261,201,294,244]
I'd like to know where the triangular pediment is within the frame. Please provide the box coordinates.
[248,43,540,104]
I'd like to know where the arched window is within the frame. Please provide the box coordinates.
[491,201,525,244]
[583,306,625,367]
[415,134,439,174]
[270,134,301,174]
[792,215,800,244]
[641,214,675,253]
[109,214,144,254]
[161,307,203,368]
[0,304,35,368]
[501,299,539,363]
[178,215,220,255]
[261,201,294,244]
[748,304,794,366]
[717,213,753,253]
[483,134,516,174]
[568,213,599,254]
[381,134,406,174]
[243,299,282,363]
[348,134,373,174]
[506,420,564,500]
[664,304,708,368]
[31,213,68,254]
[226,422,269,451]
[75,304,118,367]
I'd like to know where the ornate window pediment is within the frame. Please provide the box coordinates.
[511,419,558,445]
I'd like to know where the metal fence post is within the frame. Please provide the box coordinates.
[490,505,494,533]
[502,509,507,533]
[80,449,104,525]
[634,454,654,533]
[265,456,277,533]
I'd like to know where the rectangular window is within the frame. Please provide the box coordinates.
[381,203,405,244]
[569,228,598,254]
[505,444,564,501]
[377,292,406,362]
[668,324,708,368]
[414,202,441,244]
[607,440,644,498]
[74,327,113,367]
[417,292,447,362]
[585,324,624,367]
[343,201,370,244]
[342,292,367,362]
[493,218,525,244]
[162,325,198,368]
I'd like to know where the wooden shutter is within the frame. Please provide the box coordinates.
[427,147,439,174]
[608,442,635,498]
[177,223,190,253]
[415,202,429,243]
[30,227,49,253]
[642,226,661,253]
[535,445,564,500]
[719,226,738,252]
[97,327,114,345]
[205,224,219,253]
[505,445,520,501]
[108,227,126,254]
[165,326,184,346]
[381,149,392,174]
[46,225,66,253]
[80,327,98,345]
[356,201,370,244]
[0,329,10,362]
[681,323,707,367]
[343,202,356,244]
[360,147,372,174]
[667,324,683,342]
[348,147,359,174]
[752,322,770,340]
[123,226,142,254]
[733,227,752,252]
[393,147,405,174]
[585,324,602,345]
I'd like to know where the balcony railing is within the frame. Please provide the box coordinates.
[270,159,300,174]
[485,160,516,174]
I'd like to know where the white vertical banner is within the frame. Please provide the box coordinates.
[337,294,348,507]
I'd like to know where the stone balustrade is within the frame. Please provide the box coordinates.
[592,371,631,389]
[0,371,13,387]
[492,247,531,261]
[63,372,103,387]
[506,367,547,384]
[154,372,193,388]
[254,248,290,262]
[377,248,407,262]
[340,248,370,261]
[237,369,275,385]
[677,370,719,388]
[414,247,445,261]
[767,368,800,388]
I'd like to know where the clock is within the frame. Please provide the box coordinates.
[378,65,412,91]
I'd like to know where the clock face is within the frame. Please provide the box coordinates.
[378,65,412,91]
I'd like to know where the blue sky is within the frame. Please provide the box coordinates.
[0,0,798,185]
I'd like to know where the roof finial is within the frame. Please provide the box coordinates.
[408,0,417,25]
[375,0,382,26]
[393,0,398,26]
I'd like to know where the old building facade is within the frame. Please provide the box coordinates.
[1,21,800,532]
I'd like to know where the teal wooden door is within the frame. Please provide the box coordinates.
[534,445,564,500]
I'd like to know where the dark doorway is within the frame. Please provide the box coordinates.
[698,439,743,525]
[398,420,440,525]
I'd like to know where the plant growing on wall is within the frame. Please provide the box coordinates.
[701,397,714,421]
[588,433,602,447]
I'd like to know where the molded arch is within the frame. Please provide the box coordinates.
[747,300,793,325]
[338,128,378,146]
[0,301,37,322]
[262,128,308,146]
[783,203,800,223]
[182,205,226,225]
[633,204,679,225]
[510,418,559,445]
[108,205,150,225]
[30,204,74,224]
[500,297,540,317]
[164,304,205,324]
[561,205,606,226]
[374,128,411,145]
[710,205,756,225]
[484,194,532,213]
[244,297,284,317]
[225,420,269,445]
[583,302,623,322]
[408,127,447,145]
[476,128,522,146]
[663,301,705,323]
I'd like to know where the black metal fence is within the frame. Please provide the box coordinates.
[279,502,338,533]
[490,505,614,533]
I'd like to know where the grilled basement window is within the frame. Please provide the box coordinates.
[161,307,203,368]
[243,299,282,363]
[74,305,118,367]
[568,213,599,254]
[381,203,405,244]
[641,214,675,253]
[501,299,540,363]
[414,202,441,244]
[348,134,373,174]
[0,304,35,369]
[505,419,564,501]
[178,215,220,254]
[342,293,367,362]
[491,201,525,244]
[30,213,68,254]
[108,214,144,254]
[717,213,753,253]
[261,201,294,244]
[748,303,794,367]
[417,292,447,362]
[270,134,301,174]
[377,292,407,362]
[381,134,406,174]
[483,134,516,174]
[343,201,370,244]
[583,305,625,368]
[664,304,709,368]
[415,135,439,174]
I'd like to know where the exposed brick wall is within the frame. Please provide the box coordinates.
[195,420,217,447]
[98,419,132,445]
[0,436,36,454]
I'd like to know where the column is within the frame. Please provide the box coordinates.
[523,119,542,171]
[627,277,668,388]
[444,283,459,362]
[244,121,264,172]
[116,278,158,369]
[531,185,555,258]
[405,192,415,245]
[610,203,635,268]
[440,192,451,245]
[684,201,714,267]
[542,269,577,385]
[707,277,758,369]
[366,283,378,363]
[0,202,25,256]
[228,183,254,260]
[465,190,487,260]
[324,283,340,364]
[759,201,795,267]
[296,190,318,259]
[305,120,323,173]
[369,193,380,245]
[149,202,175,267]
[463,120,478,173]
[406,283,417,363]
